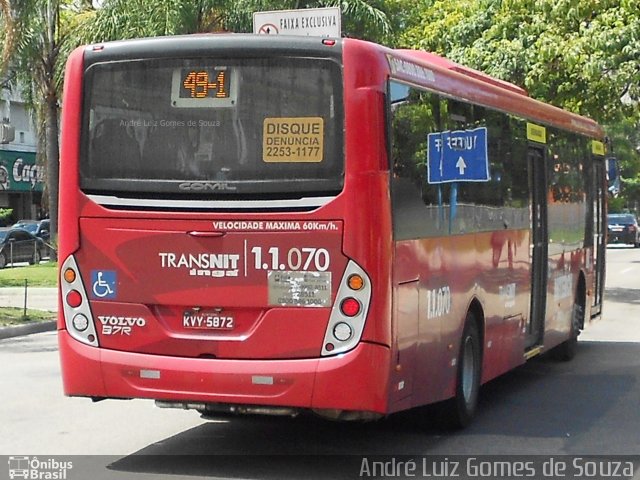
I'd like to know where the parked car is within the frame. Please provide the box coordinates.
[607,213,640,247]
[11,219,50,242]
[0,227,45,268]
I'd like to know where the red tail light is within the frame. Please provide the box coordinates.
[340,298,361,317]
[66,290,82,308]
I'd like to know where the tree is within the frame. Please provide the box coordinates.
[0,0,68,259]
[401,0,640,125]
[607,116,640,212]
[73,0,391,43]
[0,0,14,78]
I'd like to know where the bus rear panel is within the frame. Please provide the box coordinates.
[59,36,393,420]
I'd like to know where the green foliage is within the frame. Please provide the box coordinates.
[75,0,200,42]
[0,307,56,326]
[616,176,640,215]
[0,208,13,225]
[401,0,640,125]
[606,117,640,211]
[73,0,391,44]
[607,196,627,214]
[608,118,640,178]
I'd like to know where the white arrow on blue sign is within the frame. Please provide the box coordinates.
[427,126,490,184]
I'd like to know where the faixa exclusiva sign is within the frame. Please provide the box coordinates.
[0,150,44,192]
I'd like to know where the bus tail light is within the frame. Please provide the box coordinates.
[347,274,364,291]
[72,314,89,332]
[340,298,361,317]
[321,260,371,356]
[63,268,76,283]
[66,290,83,308]
[60,255,99,347]
[333,322,353,341]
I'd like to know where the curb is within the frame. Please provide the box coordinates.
[0,320,57,340]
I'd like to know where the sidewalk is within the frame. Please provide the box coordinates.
[0,287,58,311]
[0,287,58,340]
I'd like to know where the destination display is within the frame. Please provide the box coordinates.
[171,67,237,108]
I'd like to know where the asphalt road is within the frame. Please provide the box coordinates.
[0,246,639,480]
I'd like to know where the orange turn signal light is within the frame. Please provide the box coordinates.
[63,268,76,284]
[347,274,364,291]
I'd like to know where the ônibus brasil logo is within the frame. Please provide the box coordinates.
[8,456,73,480]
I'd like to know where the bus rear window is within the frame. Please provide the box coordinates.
[81,57,343,200]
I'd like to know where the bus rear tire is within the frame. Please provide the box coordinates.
[442,312,482,429]
[553,288,585,361]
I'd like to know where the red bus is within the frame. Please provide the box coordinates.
[58,35,607,427]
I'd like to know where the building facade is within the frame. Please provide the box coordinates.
[0,86,44,224]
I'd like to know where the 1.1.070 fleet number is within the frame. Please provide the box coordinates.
[250,246,330,272]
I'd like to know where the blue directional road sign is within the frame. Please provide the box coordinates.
[427,127,489,184]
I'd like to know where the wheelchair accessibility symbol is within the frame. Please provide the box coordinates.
[91,270,117,299]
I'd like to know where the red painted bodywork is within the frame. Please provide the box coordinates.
[58,37,604,416]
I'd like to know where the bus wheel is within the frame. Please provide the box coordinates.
[0,252,6,269]
[444,312,482,428]
[553,290,584,361]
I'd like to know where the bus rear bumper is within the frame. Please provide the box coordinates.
[58,330,391,415]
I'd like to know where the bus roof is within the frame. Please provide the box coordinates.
[395,49,529,97]
[369,41,604,139]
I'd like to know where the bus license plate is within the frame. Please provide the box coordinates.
[182,312,235,330]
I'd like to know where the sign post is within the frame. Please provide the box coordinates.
[253,7,341,37]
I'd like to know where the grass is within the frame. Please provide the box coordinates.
[0,261,58,287]
[0,262,58,327]
[0,307,56,326]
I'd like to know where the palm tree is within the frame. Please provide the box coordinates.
[75,0,391,43]
[1,0,65,260]
[0,0,15,78]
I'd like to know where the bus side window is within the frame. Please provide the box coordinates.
[389,85,533,239]
[455,108,530,233]
[546,130,588,253]
[390,83,450,240]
